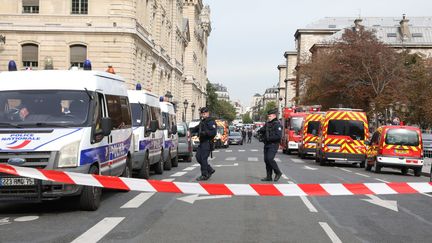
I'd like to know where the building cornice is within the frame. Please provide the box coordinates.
[277,64,287,70]
[284,51,297,58]
[294,29,340,38]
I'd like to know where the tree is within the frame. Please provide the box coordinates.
[213,100,236,122]
[206,82,218,113]
[259,101,277,120]
[301,28,406,111]
[242,112,253,124]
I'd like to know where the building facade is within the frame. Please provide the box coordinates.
[212,83,230,101]
[284,51,297,107]
[294,15,432,104]
[0,0,211,122]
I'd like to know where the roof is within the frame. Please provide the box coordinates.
[304,17,432,30]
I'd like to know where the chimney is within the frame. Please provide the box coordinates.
[354,18,363,32]
[400,14,411,40]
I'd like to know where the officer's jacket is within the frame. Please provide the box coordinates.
[259,118,282,144]
[191,117,217,143]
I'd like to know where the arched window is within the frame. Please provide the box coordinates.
[22,43,38,68]
[70,45,87,68]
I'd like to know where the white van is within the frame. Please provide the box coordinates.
[160,102,179,170]
[0,68,132,211]
[128,89,164,178]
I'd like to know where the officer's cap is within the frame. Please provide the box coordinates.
[267,108,278,115]
[200,107,209,113]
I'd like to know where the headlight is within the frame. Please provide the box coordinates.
[58,141,80,168]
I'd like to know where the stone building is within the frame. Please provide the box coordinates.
[211,83,230,101]
[294,15,432,104]
[283,51,297,107]
[0,0,211,122]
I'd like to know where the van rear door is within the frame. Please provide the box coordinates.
[382,128,422,159]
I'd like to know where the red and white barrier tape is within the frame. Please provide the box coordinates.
[1,164,431,197]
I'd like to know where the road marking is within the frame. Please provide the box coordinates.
[304,166,318,171]
[282,174,289,180]
[291,159,304,164]
[248,157,258,162]
[214,163,238,168]
[162,178,175,182]
[339,168,352,173]
[251,149,259,152]
[319,222,342,243]
[213,150,220,153]
[374,178,390,183]
[171,172,187,177]
[177,194,232,204]
[226,157,236,161]
[355,172,370,178]
[192,163,200,167]
[14,216,39,222]
[362,195,398,212]
[183,167,196,171]
[0,218,11,226]
[288,181,318,212]
[275,158,281,162]
[121,192,155,209]
[238,150,245,152]
[71,217,125,243]
[226,150,232,152]
[420,193,432,198]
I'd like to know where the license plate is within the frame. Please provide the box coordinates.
[396,149,409,154]
[328,146,341,150]
[0,177,35,186]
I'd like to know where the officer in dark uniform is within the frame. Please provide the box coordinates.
[191,107,217,181]
[258,108,283,182]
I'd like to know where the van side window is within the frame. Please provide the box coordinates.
[371,132,380,145]
[92,93,104,142]
[119,96,132,128]
[150,106,162,129]
[107,95,131,129]
[143,104,151,130]
[169,114,176,133]
[162,112,169,130]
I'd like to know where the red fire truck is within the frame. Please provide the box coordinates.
[281,106,321,154]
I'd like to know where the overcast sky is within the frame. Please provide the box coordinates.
[203,0,432,107]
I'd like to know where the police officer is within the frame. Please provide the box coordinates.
[191,107,217,181]
[258,108,283,182]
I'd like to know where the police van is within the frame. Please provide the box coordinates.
[128,87,164,178]
[160,101,178,170]
[0,61,132,211]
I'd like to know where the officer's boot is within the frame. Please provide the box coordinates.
[261,171,272,182]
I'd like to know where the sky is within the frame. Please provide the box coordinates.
[203,0,432,107]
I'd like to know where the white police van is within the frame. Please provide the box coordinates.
[160,101,179,170]
[128,87,164,178]
[0,61,132,211]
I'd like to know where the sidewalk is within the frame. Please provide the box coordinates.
[422,157,431,178]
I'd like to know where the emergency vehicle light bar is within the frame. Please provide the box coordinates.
[8,60,17,71]
[83,60,92,70]
[136,83,142,90]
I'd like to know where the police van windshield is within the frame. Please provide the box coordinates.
[328,120,365,140]
[0,90,91,127]
[385,129,419,146]
[307,121,320,136]
[290,117,304,132]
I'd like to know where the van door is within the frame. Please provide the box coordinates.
[92,92,110,176]
[105,95,132,176]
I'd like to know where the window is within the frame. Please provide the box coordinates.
[307,121,320,136]
[22,44,38,68]
[70,45,87,68]
[150,106,162,129]
[23,0,39,13]
[328,120,365,140]
[71,0,88,14]
[177,124,187,137]
[385,129,419,146]
[290,117,304,133]
[106,95,131,130]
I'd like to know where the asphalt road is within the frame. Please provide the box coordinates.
[1,139,431,242]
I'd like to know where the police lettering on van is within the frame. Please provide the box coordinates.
[0,62,132,211]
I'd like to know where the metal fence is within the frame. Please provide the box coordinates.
[423,129,432,158]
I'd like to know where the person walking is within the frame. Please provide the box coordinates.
[241,128,247,144]
[247,129,252,143]
[190,107,217,181]
[258,109,283,182]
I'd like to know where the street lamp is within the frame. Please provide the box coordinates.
[183,99,189,122]
[191,103,196,120]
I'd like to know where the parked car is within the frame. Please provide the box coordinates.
[229,132,243,145]
[177,122,193,162]
[366,125,423,176]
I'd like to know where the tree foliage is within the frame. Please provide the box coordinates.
[205,82,237,122]
[300,27,432,128]
[242,112,253,124]
[259,101,277,120]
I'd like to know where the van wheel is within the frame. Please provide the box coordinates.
[137,153,150,179]
[171,153,179,167]
[121,157,132,178]
[300,151,306,159]
[319,154,327,166]
[414,167,422,177]
[401,167,408,175]
[365,163,372,171]
[374,161,382,173]
[185,155,192,162]
[154,155,164,175]
[164,153,172,170]
[80,165,102,211]
[359,160,365,168]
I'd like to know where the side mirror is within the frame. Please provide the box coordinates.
[150,120,158,133]
[101,117,112,136]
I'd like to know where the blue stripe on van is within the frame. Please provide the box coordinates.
[80,136,132,166]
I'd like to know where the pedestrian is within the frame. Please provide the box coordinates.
[247,129,252,143]
[190,107,217,181]
[241,128,247,144]
[258,108,283,182]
